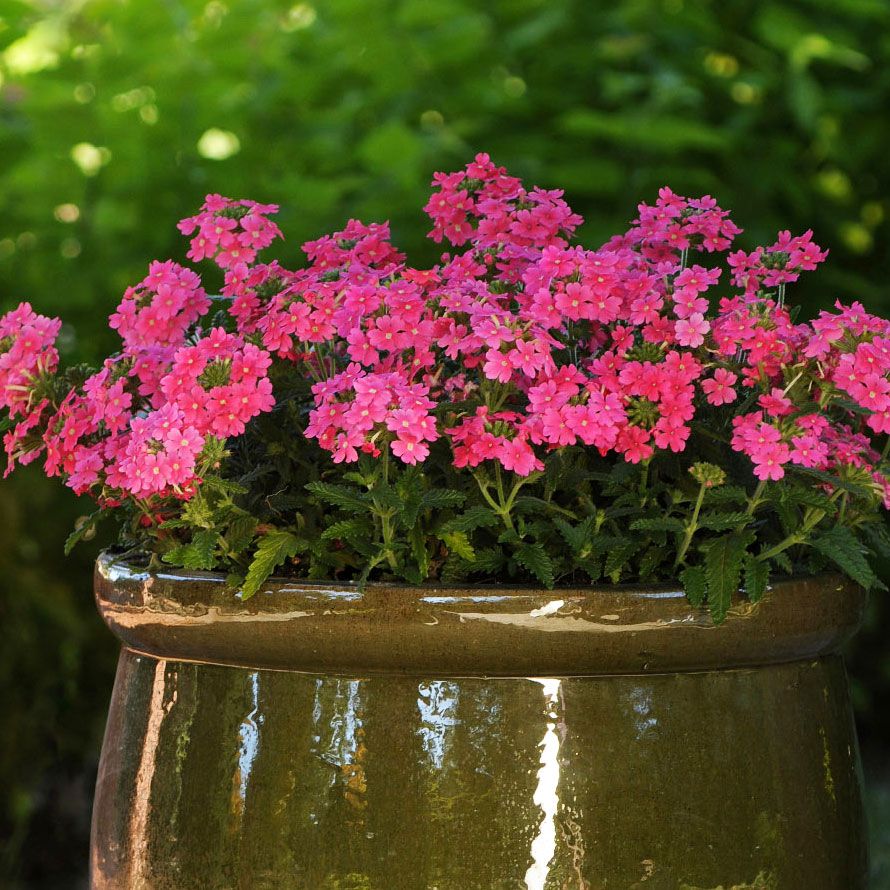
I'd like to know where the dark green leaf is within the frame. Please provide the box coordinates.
[703,532,753,623]
[811,526,885,591]
[439,506,500,534]
[306,481,371,512]
[744,553,770,603]
[630,517,685,533]
[64,509,110,555]
[697,512,752,532]
[242,530,307,599]
[680,565,707,608]
[515,542,555,587]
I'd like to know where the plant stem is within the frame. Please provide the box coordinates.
[376,447,398,571]
[756,507,825,563]
[745,479,767,516]
[473,467,520,532]
[674,480,706,568]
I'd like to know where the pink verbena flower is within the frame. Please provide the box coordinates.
[0,303,62,417]
[109,261,209,350]
[702,368,738,406]
[160,329,275,437]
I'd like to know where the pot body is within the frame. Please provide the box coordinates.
[90,557,868,889]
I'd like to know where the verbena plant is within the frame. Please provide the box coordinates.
[2,155,889,621]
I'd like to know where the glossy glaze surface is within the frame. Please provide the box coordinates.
[95,554,865,675]
[92,653,866,889]
[90,559,868,889]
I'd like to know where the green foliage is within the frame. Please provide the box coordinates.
[242,529,307,600]
[812,525,886,592]
[703,532,755,624]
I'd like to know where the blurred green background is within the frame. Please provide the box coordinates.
[1,0,889,886]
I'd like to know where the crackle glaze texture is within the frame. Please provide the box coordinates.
[91,555,868,890]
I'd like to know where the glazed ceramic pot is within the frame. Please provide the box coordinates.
[90,553,868,890]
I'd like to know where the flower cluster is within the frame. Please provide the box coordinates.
[178,195,282,269]
[2,154,888,609]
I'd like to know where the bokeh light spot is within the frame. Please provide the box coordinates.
[197,129,241,160]
[71,143,111,176]
[54,203,80,223]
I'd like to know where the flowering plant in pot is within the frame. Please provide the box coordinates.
[3,154,887,888]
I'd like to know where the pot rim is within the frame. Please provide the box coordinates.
[94,551,866,677]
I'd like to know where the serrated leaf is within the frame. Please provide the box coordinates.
[369,481,402,510]
[421,489,466,509]
[680,565,707,608]
[163,529,219,571]
[772,551,793,575]
[515,542,555,587]
[574,556,602,581]
[409,522,430,580]
[811,526,885,591]
[789,465,871,497]
[439,530,475,562]
[554,516,594,553]
[439,506,500,534]
[697,511,752,532]
[305,481,370,512]
[604,541,640,580]
[396,472,424,530]
[639,546,666,580]
[703,531,753,623]
[225,514,258,553]
[744,554,769,603]
[64,508,110,555]
[630,517,685,533]
[863,521,890,559]
[471,548,507,573]
[242,530,307,599]
[321,518,373,543]
[702,486,748,505]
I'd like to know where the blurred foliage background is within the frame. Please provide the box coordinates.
[1,0,889,885]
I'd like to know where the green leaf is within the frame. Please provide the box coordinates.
[554,516,594,553]
[396,471,424,529]
[703,486,749,505]
[515,542,555,587]
[630,517,685,533]
[471,548,507,573]
[242,530,307,600]
[64,508,109,555]
[162,529,219,571]
[409,522,430,580]
[305,481,370,512]
[639,546,666,580]
[225,514,258,553]
[438,506,499,534]
[703,532,753,623]
[744,554,770,603]
[863,521,890,559]
[697,511,752,532]
[421,489,466,509]
[680,565,707,608]
[321,518,373,543]
[811,526,885,591]
[789,465,872,497]
[369,481,402,510]
[604,541,640,580]
[439,531,475,562]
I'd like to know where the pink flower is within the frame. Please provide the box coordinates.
[674,313,709,347]
[701,369,738,406]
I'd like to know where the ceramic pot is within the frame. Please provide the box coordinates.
[90,553,868,889]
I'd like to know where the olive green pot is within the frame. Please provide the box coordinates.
[90,554,868,890]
